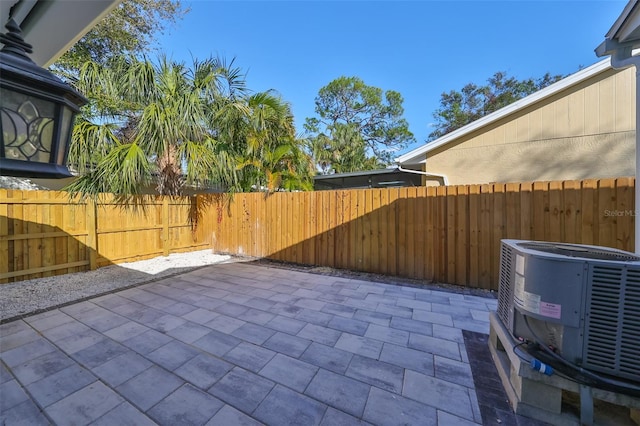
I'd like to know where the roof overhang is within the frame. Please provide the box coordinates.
[596,0,640,57]
[0,0,121,67]
[605,0,640,45]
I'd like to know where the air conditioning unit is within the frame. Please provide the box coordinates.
[497,239,640,383]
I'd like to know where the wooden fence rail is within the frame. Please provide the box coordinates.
[0,190,213,283]
[209,178,635,291]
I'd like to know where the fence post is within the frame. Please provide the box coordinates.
[86,198,98,270]
[163,197,170,256]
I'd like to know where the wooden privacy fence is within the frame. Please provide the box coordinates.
[0,190,214,283]
[0,177,635,289]
[210,178,635,291]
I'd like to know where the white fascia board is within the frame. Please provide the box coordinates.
[395,58,612,166]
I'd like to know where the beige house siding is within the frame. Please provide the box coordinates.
[424,67,636,185]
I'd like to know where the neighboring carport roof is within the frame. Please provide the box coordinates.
[313,168,424,190]
[0,0,120,66]
[395,58,612,166]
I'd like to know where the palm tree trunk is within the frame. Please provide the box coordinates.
[157,144,183,195]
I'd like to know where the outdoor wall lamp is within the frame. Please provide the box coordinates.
[0,18,87,178]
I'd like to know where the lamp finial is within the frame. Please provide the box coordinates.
[0,19,34,59]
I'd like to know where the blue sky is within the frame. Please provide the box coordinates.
[155,0,628,156]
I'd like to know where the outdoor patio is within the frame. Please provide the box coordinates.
[0,261,532,426]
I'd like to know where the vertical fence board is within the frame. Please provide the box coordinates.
[351,191,360,271]
[446,186,457,285]
[0,192,8,284]
[598,179,616,249]
[422,186,432,281]
[292,192,302,263]
[25,196,40,280]
[382,188,391,275]
[468,185,480,287]
[272,194,281,259]
[491,184,506,286]
[386,188,398,277]
[327,191,337,268]
[51,192,66,276]
[283,192,292,261]
[260,193,268,258]
[394,188,406,276]
[304,192,318,265]
[478,185,493,289]
[338,191,350,269]
[505,183,520,240]
[366,189,382,272]
[519,182,533,240]
[76,199,87,266]
[344,190,354,270]
[435,186,448,283]
[38,192,54,277]
[455,185,469,286]
[360,190,372,273]
[532,182,547,241]
[616,177,634,251]
[315,191,325,266]
[548,181,563,243]
[12,192,25,276]
[413,187,422,278]
[563,180,581,244]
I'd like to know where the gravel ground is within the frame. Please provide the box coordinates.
[0,250,232,322]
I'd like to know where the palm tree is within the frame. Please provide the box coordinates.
[66,55,247,196]
[228,91,313,192]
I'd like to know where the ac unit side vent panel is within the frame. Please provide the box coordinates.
[584,266,640,381]
[584,265,623,373]
[620,269,640,377]
[497,244,514,330]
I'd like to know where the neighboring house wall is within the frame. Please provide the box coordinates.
[424,66,636,185]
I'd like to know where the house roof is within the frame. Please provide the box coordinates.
[596,0,640,58]
[606,0,640,44]
[395,58,613,166]
[1,0,120,66]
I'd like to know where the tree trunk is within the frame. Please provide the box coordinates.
[157,144,183,195]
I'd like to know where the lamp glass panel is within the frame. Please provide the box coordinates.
[56,105,73,165]
[1,87,56,162]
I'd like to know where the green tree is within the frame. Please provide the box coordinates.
[305,76,415,173]
[53,0,188,76]
[67,55,247,196]
[429,71,564,140]
[306,123,383,174]
[231,91,313,192]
